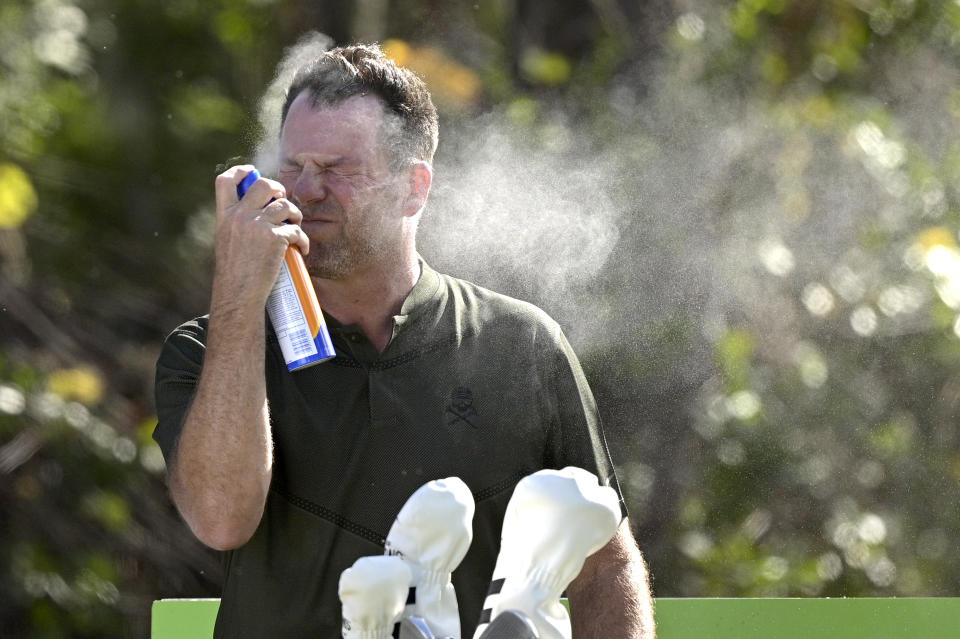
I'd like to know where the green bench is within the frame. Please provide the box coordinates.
[151,597,960,638]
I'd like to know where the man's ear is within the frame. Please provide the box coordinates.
[402,161,433,217]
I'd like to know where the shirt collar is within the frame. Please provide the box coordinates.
[395,257,442,321]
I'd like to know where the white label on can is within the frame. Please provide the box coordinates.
[266,261,319,364]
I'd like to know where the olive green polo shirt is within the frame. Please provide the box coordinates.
[154,262,623,638]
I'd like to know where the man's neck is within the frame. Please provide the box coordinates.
[312,253,421,353]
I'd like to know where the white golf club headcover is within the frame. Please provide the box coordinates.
[385,477,476,639]
[473,467,621,639]
[339,555,412,639]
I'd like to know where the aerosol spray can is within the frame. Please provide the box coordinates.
[237,168,336,371]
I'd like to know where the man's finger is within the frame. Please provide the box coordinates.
[239,176,286,209]
[261,199,303,226]
[214,165,256,212]
[274,223,310,256]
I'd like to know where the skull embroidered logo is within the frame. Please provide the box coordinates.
[446,386,478,428]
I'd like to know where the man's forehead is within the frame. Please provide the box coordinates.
[286,92,388,131]
[280,93,392,159]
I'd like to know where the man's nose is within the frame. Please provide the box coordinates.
[291,167,328,205]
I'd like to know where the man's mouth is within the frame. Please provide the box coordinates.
[301,218,338,229]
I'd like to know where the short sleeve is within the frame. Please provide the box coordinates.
[153,316,209,464]
[542,324,628,520]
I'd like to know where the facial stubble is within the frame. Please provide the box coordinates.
[300,187,402,280]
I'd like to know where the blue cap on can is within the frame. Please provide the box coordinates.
[237,168,261,200]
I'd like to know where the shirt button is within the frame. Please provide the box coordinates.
[349,334,362,343]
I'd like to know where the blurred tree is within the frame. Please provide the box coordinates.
[576,0,960,598]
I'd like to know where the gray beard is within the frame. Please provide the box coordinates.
[302,224,390,280]
[303,240,366,280]
[299,193,400,280]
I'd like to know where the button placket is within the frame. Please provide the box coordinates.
[336,329,377,367]
[368,368,399,429]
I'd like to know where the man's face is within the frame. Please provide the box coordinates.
[278,93,403,279]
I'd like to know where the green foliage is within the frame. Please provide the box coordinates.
[0,356,214,637]
[520,48,573,86]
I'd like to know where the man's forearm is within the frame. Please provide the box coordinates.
[568,520,656,639]
[169,302,273,551]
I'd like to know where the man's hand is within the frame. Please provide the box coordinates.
[567,518,656,639]
[212,165,309,314]
[166,166,308,551]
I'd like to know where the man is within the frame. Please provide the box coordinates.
[154,43,654,638]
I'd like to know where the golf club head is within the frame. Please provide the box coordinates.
[398,616,435,639]
[478,610,540,639]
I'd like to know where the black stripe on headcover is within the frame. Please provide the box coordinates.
[486,578,505,596]
[478,608,492,625]
[406,587,417,605]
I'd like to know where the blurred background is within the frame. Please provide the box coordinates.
[2,0,960,636]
